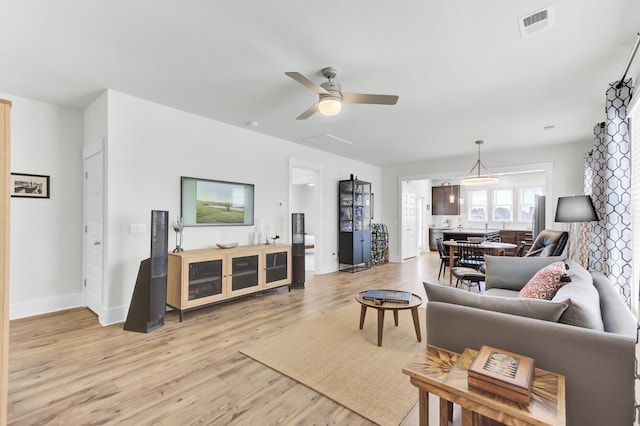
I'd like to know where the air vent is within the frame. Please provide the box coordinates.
[524,10,547,27]
[302,134,353,149]
[518,6,554,38]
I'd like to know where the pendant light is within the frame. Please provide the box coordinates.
[460,140,498,186]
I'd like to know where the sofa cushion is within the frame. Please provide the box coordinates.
[484,255,565,291]
[517,261,567,300]
[591,271,637,337]
[485,288,518,298]
[423,282,568,322]
[552,261,604,330]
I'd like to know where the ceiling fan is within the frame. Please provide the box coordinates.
[285,67,399,120]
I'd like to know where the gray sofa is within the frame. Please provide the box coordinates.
[424,255,637,426]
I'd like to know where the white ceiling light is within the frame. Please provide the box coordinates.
[318,96,342,116]
[461,140,498,186]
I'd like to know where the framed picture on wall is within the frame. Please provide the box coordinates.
[180,176,254,226]
[10,173,50,199]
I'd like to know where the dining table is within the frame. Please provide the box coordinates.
[442,240,518,285]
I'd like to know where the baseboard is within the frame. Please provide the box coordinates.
[10,293,83,320]
[98,305,127,326]
[9,294,127,327]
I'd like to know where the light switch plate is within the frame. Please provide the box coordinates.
[129,223,146,234]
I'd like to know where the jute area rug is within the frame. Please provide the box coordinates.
[239,302,426,425]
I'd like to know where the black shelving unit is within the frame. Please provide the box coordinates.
[338,175,372,272]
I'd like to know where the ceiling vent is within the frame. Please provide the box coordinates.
[303,134,353,149]
[518,6,554,38]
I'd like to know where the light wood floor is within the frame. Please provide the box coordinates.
[8,252,452,425]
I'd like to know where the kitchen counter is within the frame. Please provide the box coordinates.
[439,228,501,234]
[429,228,533,251]
[429,228,501,251]
[442,228,501,243]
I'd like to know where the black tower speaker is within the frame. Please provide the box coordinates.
[291,213,305,289]
[124,210,169,333]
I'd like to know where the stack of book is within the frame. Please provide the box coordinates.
[467,346,535,404]
[362,290,412,304]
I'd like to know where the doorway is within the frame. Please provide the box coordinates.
[401,182,418,259]
[290,161,322,273]
[83,141,105,319]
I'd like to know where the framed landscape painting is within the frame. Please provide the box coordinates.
[181,176,254,226]
[10,173,50,199]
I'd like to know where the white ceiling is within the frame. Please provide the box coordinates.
[1,1,639,166]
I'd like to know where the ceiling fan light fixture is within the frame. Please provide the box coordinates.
[286,68,398,119]
[318,96,342,116]
[460,140,499,186]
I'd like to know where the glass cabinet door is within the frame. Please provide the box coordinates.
[188,259,223,300]
[339,180,354,232]
[231,255,259,291]
[265,250,288,283]
[354,182,371,231]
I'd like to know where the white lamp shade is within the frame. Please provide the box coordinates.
[318,97,342,116]
[554,195,599,222]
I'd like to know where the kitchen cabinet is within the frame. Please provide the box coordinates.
[499,230,534,255]
[432,185,460,215]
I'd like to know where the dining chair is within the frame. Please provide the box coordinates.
[451,266,485,290]
[455,242,484,270]
[452,241,485,289]
[436,238,457,279]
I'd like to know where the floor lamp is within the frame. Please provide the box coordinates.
[554,195,600,262]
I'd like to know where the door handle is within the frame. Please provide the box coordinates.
[93,241,101,246]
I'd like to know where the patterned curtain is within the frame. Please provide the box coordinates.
[586,123,607,271]
[577,148,597,267]
[586,79,637,425]
[586,79,633,306]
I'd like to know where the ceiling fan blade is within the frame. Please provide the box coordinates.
[296,103,319,120]
[342,93,399,105]
[285,72,331,95]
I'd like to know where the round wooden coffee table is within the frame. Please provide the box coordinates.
[355,290,422,346]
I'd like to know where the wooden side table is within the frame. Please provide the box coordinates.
[355,290,422,346]
[402,345,565,426]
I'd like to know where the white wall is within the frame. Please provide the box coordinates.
[5,86,598,322]
[382,141,591,262]
[4,93,84,319]
[291,185,316,235]
[89,90,381,323]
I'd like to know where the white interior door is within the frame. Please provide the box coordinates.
[402,191,418,259]
[84,145,104,316]
[417,197,425,253]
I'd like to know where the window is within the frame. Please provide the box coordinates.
[493,189,513,221]
[468,190,487,221]
[519,187,542,222]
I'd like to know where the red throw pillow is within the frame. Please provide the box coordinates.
[517,261,567,300]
